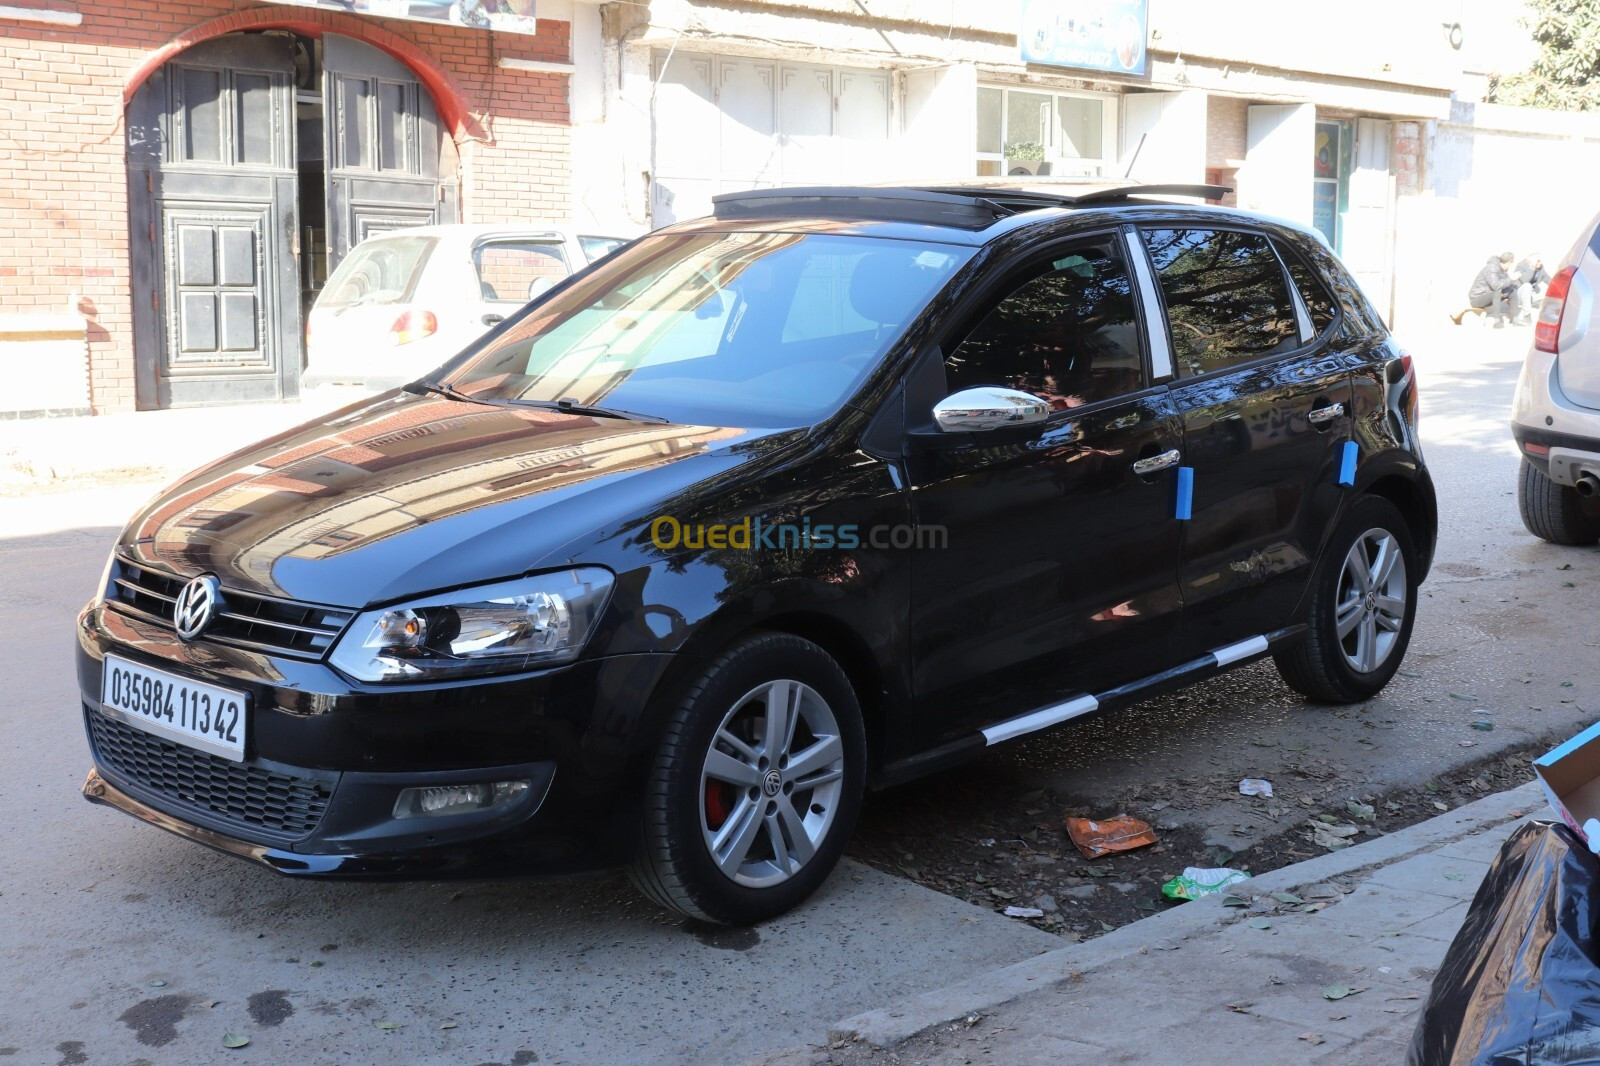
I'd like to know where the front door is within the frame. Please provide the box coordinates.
[323,35,454,265]
[906,233,1185,745]
[1137,225,1353,659]
[127,35,301,408]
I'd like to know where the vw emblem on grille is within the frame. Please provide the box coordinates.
[173,575,222,641]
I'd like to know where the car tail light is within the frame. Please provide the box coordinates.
[1535,266,1577,353]
[389,310,438,346]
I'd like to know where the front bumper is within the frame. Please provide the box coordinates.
[77,600,679,878]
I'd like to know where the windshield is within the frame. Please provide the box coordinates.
[316,235,436,310]
[439,231,972,427]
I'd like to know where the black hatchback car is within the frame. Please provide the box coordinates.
[79,182,1436,923]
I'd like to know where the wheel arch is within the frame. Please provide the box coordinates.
[1362,469,1438,582]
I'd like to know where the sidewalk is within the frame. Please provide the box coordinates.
[762,781,1548,1065]
[0,390,360,489]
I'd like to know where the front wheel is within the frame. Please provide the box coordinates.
[1275,496,1419,704]
[628,633,866,924]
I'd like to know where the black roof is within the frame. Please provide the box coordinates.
[709,182,1234,230]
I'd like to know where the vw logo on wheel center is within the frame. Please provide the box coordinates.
[762,770,783,797]
[173,575,222,641]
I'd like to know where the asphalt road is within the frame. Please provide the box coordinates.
[2,322,1592,1065]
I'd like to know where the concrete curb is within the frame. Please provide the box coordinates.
[827,781,1547,1050]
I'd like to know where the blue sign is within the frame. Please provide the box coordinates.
[1020,0,1149,76]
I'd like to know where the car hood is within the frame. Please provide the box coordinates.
[118,392,788,607]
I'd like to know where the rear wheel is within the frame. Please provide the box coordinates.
[628,633,866,924]
[1275,496,1418,704]
[1518,458,1600,545]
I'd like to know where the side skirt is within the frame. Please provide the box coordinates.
[872,625,1306,789]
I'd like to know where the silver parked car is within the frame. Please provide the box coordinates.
[1511,209,1600,543]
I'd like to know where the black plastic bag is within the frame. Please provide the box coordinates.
[1408,820,1600,1065]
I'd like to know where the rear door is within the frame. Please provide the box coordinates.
[472,237,573,336]
[1138,225,1353,659]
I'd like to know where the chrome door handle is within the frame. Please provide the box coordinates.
[1308,403,1345,424]
[1132,449,1181,476]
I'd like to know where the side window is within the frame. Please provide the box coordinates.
[474,241,571,302]
[945,239,1145,411]
[1142,228,1300,377]
[1276,240,1338,336]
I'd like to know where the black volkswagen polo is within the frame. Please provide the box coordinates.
[78,183,1437,924]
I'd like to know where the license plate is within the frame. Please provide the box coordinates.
[100,655,248,761]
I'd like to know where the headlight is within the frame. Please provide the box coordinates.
[329,567,614,683]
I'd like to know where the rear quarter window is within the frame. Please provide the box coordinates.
[1141,227,1300,377]
[1275,240,1339,336]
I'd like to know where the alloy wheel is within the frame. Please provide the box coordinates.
[699,679,846,889]
[1334,527,1409,674]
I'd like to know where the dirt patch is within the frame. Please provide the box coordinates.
[848,740,1550,942]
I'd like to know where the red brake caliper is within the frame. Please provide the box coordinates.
[705,781,733,830]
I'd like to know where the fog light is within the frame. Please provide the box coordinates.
[393,779,531,819]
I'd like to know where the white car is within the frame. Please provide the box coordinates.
[303,223,630,392]
[1511,209,1600,543]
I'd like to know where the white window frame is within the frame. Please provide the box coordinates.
[976,84,1118,178]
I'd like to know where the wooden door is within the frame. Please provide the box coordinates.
[127,35,300,408]
[322,35,452,272]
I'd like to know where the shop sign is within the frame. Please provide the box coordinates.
[1020,0,1149,76]
[258,0,539,36]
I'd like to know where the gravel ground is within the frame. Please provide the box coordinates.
[848,734,1555,941]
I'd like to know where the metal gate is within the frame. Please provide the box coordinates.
[127,32,456,409]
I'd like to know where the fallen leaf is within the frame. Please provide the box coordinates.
[1323,984,1368,1001]
[989,887,1016,900]
[1226,1000,1253,1013]
[1433,801,1450,811]
[149,980,166,989]
[1443,872,1465,881]
[1346,801,1376,822]
[310,961,324,968]
[1563,582,1577,588]
[222,1033,250,1049]
[375,1021,402,1031]
[1249,918,1272,929]
[1271,891,1305,905]
[1448,693,1476,701]
[1221,894,1249,907]
[1299,1032,1326,1046]
[440,1022,458,1030]
[1563,681,1576,688]
[1472,722,1494,732]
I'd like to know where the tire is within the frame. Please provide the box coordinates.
[628,632,866,924]
[1517,458,1600,545]
[1274,496,1419,704]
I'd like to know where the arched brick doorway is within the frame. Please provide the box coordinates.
[126,28,462,409]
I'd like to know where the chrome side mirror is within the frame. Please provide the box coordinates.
[932,387,1051,432]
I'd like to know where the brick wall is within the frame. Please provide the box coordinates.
[1205,94,1248,170]
[0,0,570,412]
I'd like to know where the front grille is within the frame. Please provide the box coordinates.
[109,556,355,659]
[88,709,333,841]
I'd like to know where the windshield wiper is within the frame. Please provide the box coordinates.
[507,397,669,424]
[407,381,495,406]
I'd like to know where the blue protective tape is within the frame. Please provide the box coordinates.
[1174,466,1194,521]
[1338,439,1358,486]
